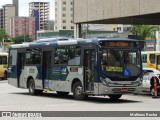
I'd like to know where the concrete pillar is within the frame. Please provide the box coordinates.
[74,23,81,38]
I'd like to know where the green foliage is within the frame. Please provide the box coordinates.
[81,24,90,38]
[12,34,33,44]
[0,29,11,42]
[130,25,158,40]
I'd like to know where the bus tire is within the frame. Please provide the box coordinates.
[28,79,43,95]
[56,91,69,96]
[73,82,87,100]
[108,94,122,100]
[2,71,7,80]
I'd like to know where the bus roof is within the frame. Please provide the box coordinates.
[10,37,141,49]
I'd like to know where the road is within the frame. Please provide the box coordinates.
[0,80,160,120]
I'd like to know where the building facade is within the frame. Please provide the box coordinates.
[0,9,3,28]
[10,17,36,40]
[55,0,74,31]
[2,4,16,34]
[12,0,19,16]
[29,2,50,30]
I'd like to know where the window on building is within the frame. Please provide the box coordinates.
[63,20,66,23]
[71,2,73,5]
[63,7,66,11]
[117,27,121,31]
[63,1,66,5]
[63,26,66,29]
[62,13,66,17]
[71,20,73,23]
[71,26,74,29]
[71,8,73,11]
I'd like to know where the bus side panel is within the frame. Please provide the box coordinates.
[24,66,43,89]
[8,65,18,87]
[49,66,83,92]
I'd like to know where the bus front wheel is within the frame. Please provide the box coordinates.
[73,82,87,100]
[28,79,43,95]
[108,94,122,100]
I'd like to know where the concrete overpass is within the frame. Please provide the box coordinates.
[74,0,160,37]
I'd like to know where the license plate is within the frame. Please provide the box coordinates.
[121,88,128,92]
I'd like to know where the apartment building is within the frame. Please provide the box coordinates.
[0,9,3,28]
[10,17,36,40]
[55,0,74,31]
[29,2,50,30]
[2,4,16,34]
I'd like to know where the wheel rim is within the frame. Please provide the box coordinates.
[29,81,34,93]
[75,86,82,96]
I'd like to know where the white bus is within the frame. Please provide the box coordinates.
[8,38,142,100]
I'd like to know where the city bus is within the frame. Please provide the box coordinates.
[8,38,142,100]
[146,51,160,70]
[0,52,8,79]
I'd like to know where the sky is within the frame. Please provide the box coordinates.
[0,0,55,20]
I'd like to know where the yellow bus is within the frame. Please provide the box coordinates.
[0,52,8,79]
[146,51,160,71]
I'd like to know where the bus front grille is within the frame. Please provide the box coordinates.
[112,88,135,93]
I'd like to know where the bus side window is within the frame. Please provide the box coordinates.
[54,47,68,65]
[2,56,7,65]
[68,46,81,65]
[0,56,1,65]
[9,50,17,65]
[149,54,155,64]
[142,54,147,63]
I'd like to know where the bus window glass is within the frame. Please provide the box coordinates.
[157,56,160,65]
[55,47,68,65]
[9,50,17,65]
[26,48,41,64]
[149,54,155,64]
[68,46,81,65]
[0,57,1,65]
[142,54,147,63]
[2,56,7,64]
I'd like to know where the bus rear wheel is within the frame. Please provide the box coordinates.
[73,82,87,100]
[108,94,122,100]
[28,79,43,95]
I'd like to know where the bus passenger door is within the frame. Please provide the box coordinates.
[17,53,25,87]
[42,51,51,89]
[84,50,95,92]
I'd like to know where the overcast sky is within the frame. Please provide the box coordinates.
[0,0,55,20]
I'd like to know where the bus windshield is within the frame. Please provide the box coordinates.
[101,49,141,78]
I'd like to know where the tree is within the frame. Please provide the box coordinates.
[130,25,158,40]
[12,34,33,44]
[0,29,11,42]
[81,24,91,38]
